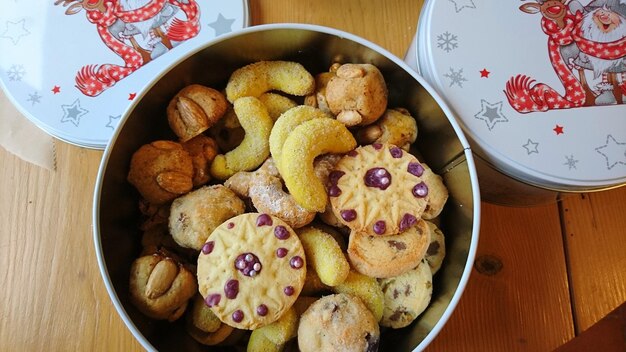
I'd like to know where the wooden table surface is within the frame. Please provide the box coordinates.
[1,0,625,351]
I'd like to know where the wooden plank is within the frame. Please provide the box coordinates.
[426,203,575,351]
[249,0,422,58]
[0,143,142,351]
[561,187,626,333]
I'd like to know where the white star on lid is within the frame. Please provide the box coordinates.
[0,19,30,45]
[596,135,626,170]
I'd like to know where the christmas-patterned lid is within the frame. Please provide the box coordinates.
[0,0,249,149]
[416,0,626,190]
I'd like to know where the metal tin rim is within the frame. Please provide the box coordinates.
[93,23,481,351]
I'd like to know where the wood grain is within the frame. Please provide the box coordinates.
[426,203,575,351]
[561,188,626,333]
[1,0,625,350]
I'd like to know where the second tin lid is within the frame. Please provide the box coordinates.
[415,0,626,191]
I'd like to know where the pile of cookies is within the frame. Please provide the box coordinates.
[126,59,448,351]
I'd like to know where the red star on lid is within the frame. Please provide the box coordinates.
[128,92,137,100]
[52,86,60,94]
[553,124,564,135]
[480,69,490,78]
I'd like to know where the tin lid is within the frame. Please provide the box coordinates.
[0,0,249,149]
[416,0,626,191]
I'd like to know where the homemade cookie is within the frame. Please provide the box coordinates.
[297,293,380,352]
[424,221,446,275]
[197,213,306,330]
[166,84,228,142]
[348,219,431,278]
[329,143,429,236]
[378,259,433,329]
[169,185,245,251]
[129,252,197,321]
[127,140,194,205]
[420,163,449,220]
[224,158,316,229]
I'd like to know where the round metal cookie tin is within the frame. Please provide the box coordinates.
[0,0,249,149]
[407,0,626,205]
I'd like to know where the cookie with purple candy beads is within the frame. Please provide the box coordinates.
[420,163,448,220]
[197,213,306,330]
[348,219,431,278]
[329,143,430,236]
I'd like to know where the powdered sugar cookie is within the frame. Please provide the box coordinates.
[348,219,431,278]
[329,143,430,236]
[197,213,306,330]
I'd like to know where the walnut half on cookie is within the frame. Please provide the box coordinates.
[129,252,197,321]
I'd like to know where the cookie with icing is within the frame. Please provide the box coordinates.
[197,213,306,330]
[329,143,430,236]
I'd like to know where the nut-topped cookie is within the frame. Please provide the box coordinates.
[329,143,430,236]
[197,213,306,330]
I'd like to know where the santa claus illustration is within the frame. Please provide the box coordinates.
[576,0,626,104]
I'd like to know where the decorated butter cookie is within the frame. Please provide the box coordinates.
[348,219,431,278]
[197,213,306,330]
[329,143,430,236]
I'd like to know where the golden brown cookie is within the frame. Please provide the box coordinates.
[329,143,429,236]
[347,219,431,278]
[355,108,418,151]
[127,140,194,205]
[129,252,197,321]
[167,84,228,142]
[181,134,219,187]
[325,63,388,127]
[197,213,306,330]
[168,185,245,251]
[297,293,380,352]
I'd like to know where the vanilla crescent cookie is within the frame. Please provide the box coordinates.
[348,219,431,278]
[197,213,306,330]
[329,143,430,236]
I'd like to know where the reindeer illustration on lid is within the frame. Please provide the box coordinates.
[506,0,626,112]
[55,0,201,97]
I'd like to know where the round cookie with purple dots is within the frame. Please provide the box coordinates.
[197,213,306,330]
[329,143,430,236]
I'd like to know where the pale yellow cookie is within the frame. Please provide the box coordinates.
[378,259,433,329]
[329,143,429,236]
[281,118,356,212]
[197,213,306,330]
[424,221,446,275]
[226,61,315,102]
